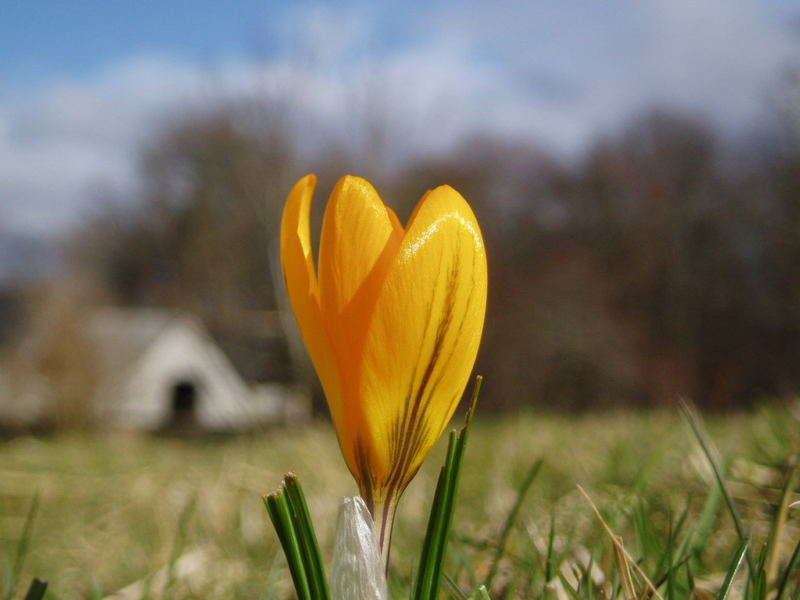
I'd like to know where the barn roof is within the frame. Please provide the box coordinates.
[85,309,198,375]
[84,308,293,384]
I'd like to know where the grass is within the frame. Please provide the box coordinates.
[0,403,798,599]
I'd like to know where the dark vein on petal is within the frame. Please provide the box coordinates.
[382,238,459,497]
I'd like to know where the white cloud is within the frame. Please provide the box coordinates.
[0,56,257,236]
[621,0,800,125]
[414,0,800,148]
[0,0,797,240]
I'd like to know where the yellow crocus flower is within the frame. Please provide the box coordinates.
[280,174,487,554]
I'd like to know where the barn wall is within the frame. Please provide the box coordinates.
[96,320,263,431]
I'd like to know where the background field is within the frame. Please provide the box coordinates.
[2,404,798,599]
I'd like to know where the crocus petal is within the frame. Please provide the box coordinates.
[355,185,488,499]
[318,176,404,469]
[280,175,344,430]
[318,175,403,324]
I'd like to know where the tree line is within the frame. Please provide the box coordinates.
[63,85,800,412]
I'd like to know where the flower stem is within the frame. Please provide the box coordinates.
[372,492,399,575]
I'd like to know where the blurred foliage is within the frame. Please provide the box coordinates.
[70,106,294,316]
[53,74,800,411]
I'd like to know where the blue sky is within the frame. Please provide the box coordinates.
[1,0,799,240]
[1,1,284,84]
[0,0,423,86]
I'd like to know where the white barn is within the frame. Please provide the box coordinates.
[87,309,302,432]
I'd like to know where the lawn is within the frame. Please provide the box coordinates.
[1,404,798,599]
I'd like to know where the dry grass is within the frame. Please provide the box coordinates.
[0,405,797,599]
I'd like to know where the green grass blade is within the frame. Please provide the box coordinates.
[765,462,799,586]
[444,573,469,599]
[545,509,557,585]
[264,489,312,600]
[414,435,456,600]
[667,503,691,566]
[775,536,800,600]
[283,473,330,600]
[684,561,695,597]
[681,402,755,575]
[682,482,721,570]
[666,517,675,600]
[472,584,492,600]
[22,579,47,600]
[717,540,748,600]
[6,492,40,600]
[651,555,692,598]
[556,571,583,600]
[484,458,543,590]
[89,580,103,600]
[413,376,482,600]
[752,542,770,600]
[163,495,196,600]
[632,499,658,570]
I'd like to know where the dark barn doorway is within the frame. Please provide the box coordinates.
[166,379,200,431]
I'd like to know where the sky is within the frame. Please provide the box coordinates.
[0,0,799,251]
